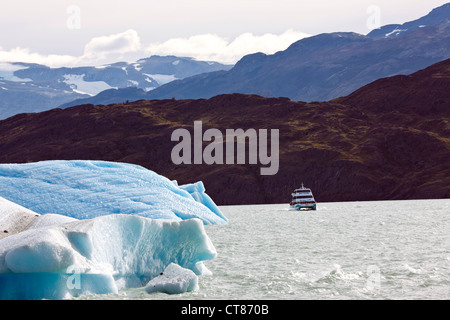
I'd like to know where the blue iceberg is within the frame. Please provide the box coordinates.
[0,160,227,225]
[0,160,226,299]
[0,204,216,299]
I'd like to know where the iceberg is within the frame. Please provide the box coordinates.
[0,160,225,299]
[0,160,227,225]
[145,263,199,294]
[0,198,217,299]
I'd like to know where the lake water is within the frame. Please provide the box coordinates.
[84,199,450,300]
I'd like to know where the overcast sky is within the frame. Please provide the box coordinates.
[0,0,448,66]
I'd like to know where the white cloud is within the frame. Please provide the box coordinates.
[0,46,78,67]
[0,30,142,68]
[145,30,310,64]
[83,29,141,57]
[0,29,309,67]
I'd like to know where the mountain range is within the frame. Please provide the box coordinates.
[1,58,448,205]
[1,3,449,120]
[0,56,232,119]
[145,3,450,101]
[58,2,450,108]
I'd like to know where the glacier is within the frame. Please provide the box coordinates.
[0,160,227,225]
[0,160,226,299]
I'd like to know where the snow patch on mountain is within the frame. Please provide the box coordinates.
[385,28,408,37]
[0,63,31,82]
[144,73,178,86]
[63,74,116,96]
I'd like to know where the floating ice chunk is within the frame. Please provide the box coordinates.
[145,263,199,294]
[0,213,216,299]
[0,160,226,225]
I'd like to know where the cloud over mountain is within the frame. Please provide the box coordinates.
[0,29,309,67]
[83,29,142,58]
[145,29,310,64]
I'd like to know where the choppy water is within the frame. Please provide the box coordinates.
[85,199,450,300]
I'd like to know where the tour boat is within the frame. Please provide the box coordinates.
[290,183,316,211]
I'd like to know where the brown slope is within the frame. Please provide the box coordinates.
[334,57,450,115]
[332,58,450,201]
[0,60,449,205]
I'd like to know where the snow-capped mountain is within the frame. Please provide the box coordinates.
[0,56,232,119]
[62,3,450,108]
[141,3,450,102]
[367,2,450,38]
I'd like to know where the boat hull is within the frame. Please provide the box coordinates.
[290,203,316,211]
